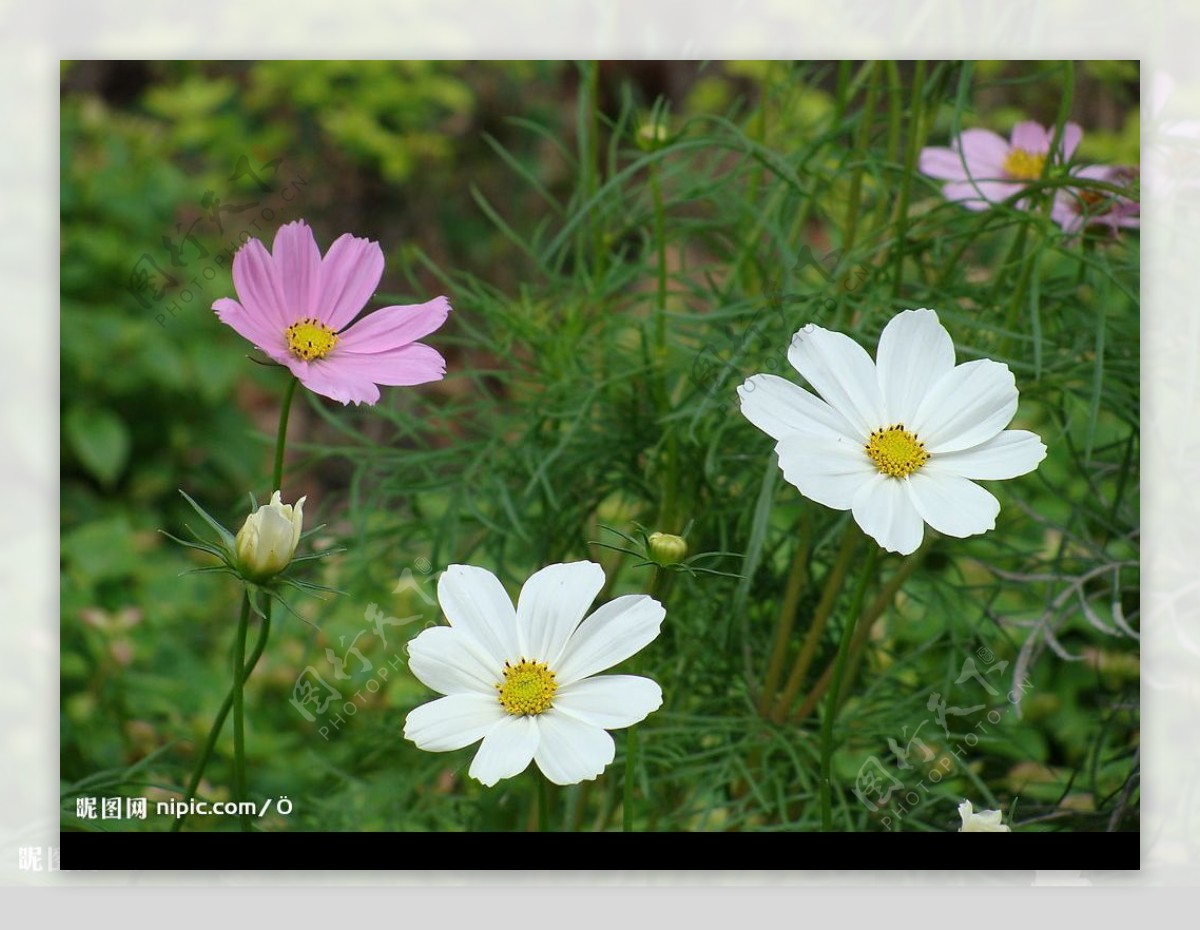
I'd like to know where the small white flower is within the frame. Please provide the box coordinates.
[234,490,305,582]
[403,561,665,786]
[738,308,1046,555]
[958,799,1012,832]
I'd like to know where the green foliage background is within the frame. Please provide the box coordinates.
[61,60,1139,832]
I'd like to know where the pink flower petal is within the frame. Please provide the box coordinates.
[941,179,1026,210]
[1010,121,1050,154]
[955,128,1009,177]
[318,233,385,332]
[1061,122,1083,160]
[333,343,448,387]
[271,221,321,320]
[337,296,452,353]
[213,297,288,359]
[294,357,382,406]
[231,238,290,331]
[918,146,970,181]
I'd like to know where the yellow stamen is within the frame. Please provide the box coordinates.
[285,317,339,361]
[865,424,929,479]
[496,659,557,716]
[1002,148,1046,181]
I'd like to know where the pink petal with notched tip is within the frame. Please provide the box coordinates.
[271,221,321,320]
[231,238,291,331]
[1010,121,1051,154]
[317,233,385,332]
[329,343,448,387]
[337,296,451,353]
[213,297,289,359]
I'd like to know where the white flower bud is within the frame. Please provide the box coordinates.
[235,491,305,582]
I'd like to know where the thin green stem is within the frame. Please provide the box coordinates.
[839,63,882,262]
[819,541,879,831]
[170,606,272,831]
[173,372,297,832]
[758,514,810,716]
[650,160,679,532]
[890,60,926,298]
[232,593,251,832]
[772,528,860,721]
[538,774,551,832]
[622,725,638,832]
[623,566,663,832]
[272,376,299,492]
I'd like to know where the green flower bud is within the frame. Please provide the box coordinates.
[647,532,688,565]
[235,491,305,582]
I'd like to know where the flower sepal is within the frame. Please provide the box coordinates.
[163,490,343,603]
[593,523,743,578]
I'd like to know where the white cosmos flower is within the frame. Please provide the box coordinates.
[737,308,1047,555]
[958,799,1012,832]
[403,561,665,786]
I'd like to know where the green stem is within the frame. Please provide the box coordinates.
[757,515,810,717]
[272,376,299,492]
[790,544,926,724]
[623,566,663,832]
[172,372,297,832]
[232,593,251,832]
[650,160,679,532]
[622,725,639,832]
[890,60,926,298]
[839,64,882,262]
[170,606,272,831]
[772,528,860,721]
[818,541,878,831]
[538,774,551,832]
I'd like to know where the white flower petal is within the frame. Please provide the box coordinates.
[737,374,857,442]
[787,324,884,439]
[912,359,1018,453]
[907,470,1000,539]
[406,626,500,696]
[554,675,663,729]
[775,433,877,511]
[930,430,1047,480]
[468,713,540,786]
[516,561,605,667]
[851,475,926,555]
[437,564,520,666]
[553,595,664,686]
[958,799,1011,832]
[876,308,956,426]
[532,710,616,785]
[403,693,506,752]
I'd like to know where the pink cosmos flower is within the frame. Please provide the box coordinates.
[214,220,450,405]
[1051,164,1140,236]
[919,120,1083,211]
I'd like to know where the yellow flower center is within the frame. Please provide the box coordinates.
[865,424,929,478]
[1002,148,1046,180]
[496,659,557,716]
[285,317,339,361]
